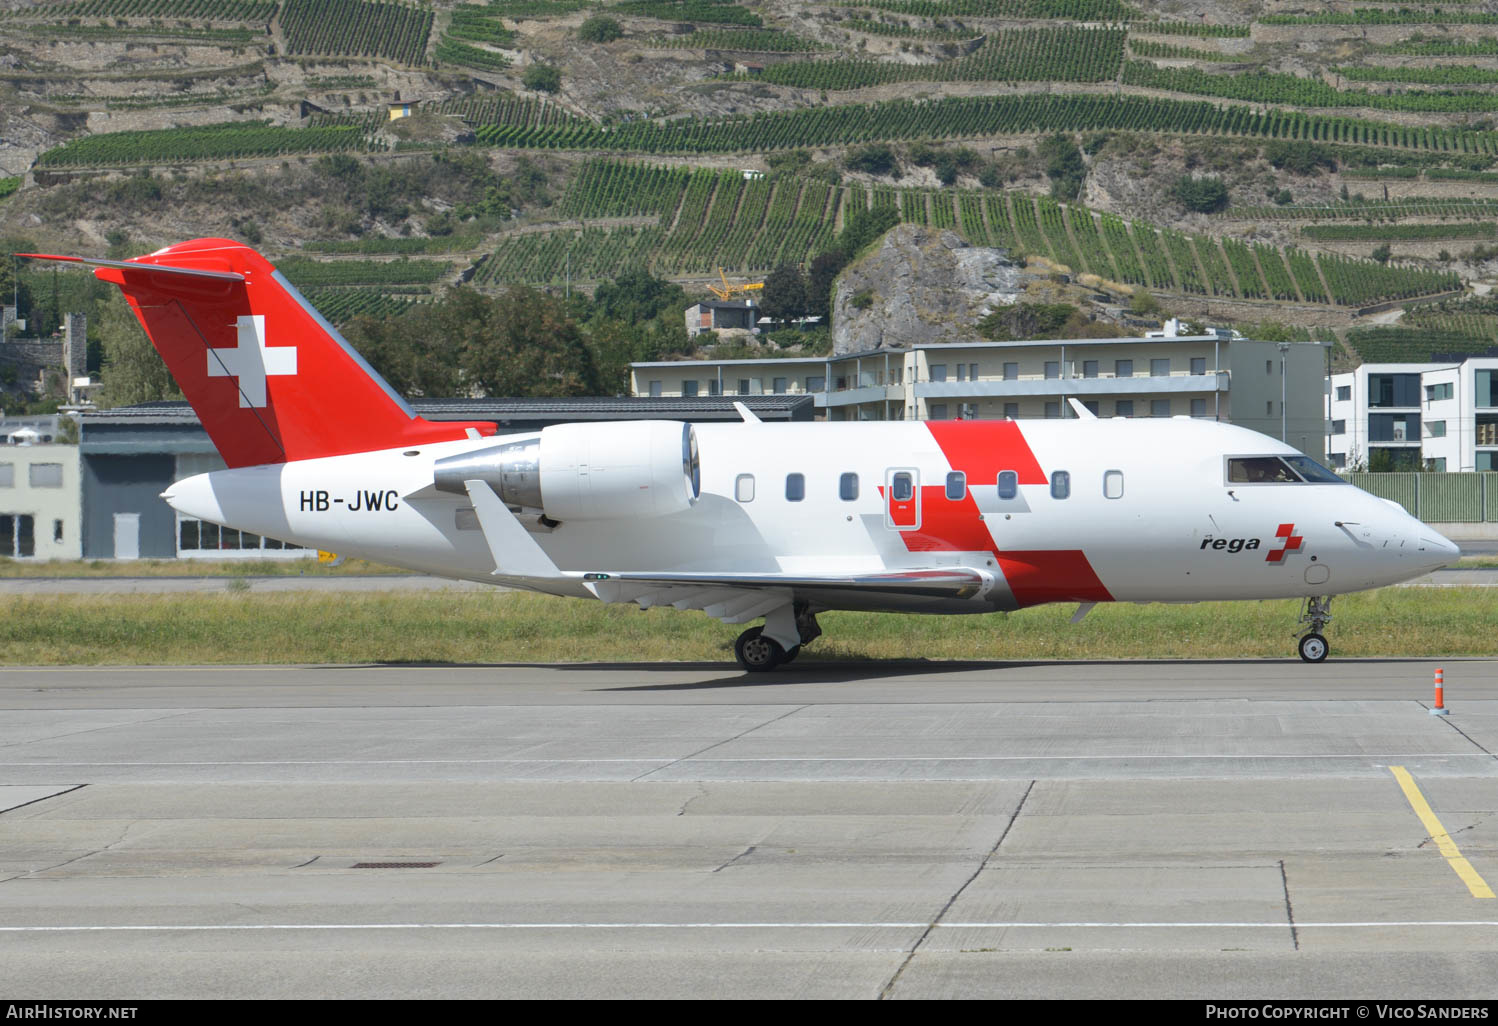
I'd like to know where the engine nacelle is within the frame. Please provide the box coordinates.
[433,420,700,521]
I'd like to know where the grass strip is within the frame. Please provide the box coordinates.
[3,587,1494,665]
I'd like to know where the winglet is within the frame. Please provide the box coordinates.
[733,401,761,425]
[463,479,563,579]
[1067,398,1096,420]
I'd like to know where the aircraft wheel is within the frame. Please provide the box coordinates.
[781,645,800,664]
[735,627,784,673]
[1298,633,1329,663]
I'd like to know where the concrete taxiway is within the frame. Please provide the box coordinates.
[1,660,1495,999]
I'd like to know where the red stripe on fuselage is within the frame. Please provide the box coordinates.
[924,421,1047,485]
[900,422,1113,607]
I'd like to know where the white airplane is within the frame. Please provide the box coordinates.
[24,239,1460,669]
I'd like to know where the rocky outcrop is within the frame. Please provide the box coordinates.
[831,224,1031,355]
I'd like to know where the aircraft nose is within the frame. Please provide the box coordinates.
[1416,525,1461,568]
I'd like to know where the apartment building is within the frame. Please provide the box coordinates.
[1327,354,1498,471]
[632,334,1331,454]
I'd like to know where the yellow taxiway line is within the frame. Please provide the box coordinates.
[1390,766,1495,899]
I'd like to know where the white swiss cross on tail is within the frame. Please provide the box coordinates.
[208,315,297,408]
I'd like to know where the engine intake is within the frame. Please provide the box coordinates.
[433,420,700,521]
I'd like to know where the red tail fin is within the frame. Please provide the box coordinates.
[22,238,494,467]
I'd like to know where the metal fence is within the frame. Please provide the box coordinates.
[1343,472,1498,522]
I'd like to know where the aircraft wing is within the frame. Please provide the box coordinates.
[580,569,991,621]
[461,479,995,620]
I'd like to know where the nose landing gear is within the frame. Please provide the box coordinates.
[1295,596,1333,662]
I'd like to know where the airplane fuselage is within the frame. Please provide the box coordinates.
[165,417,1457,614]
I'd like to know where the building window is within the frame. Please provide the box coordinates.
[708,380,721,396]
[735,474,755,502]
[0,514,35,557]
[28,463,63,488]
[1104,470,1125,499]
[1115,400,1134,418]
[1480,452,1497,471]
[929,364,947,382]
[1083,400,1100,416]
[1427,420,1447,438]
[0,464,11,488]
[738,379,751,395]
[968,363,978,381]
[945,472,966,500]
[955,365,966,382]
[1370,413,1420,442]
[1336,385,1351,401]
[1044,401,1060,418]
[839,473,859,501]
[683,381,699,398]
[1151,400,1170,418]
[1267,400,1274,416]
[1050,470,1070,499]
[929,403,948,420]
[1330,452,1346,469]
[1369,373,1419,408]
[1191,357,1207,376]
[1478,370,1498,409]
[1003,362,1019,381]
[1428,457,1447,471]
[1003,402,1019,419]
[1191,398,1207,418]
[997,470,1018,500]
[785,473,805,501]
[1044,361,1060,379]
[773,377,787,394]
[1151,358,1170,377]
[53,519,63,543]
[806,376,825,392]
[1426,383,1453,402]
[1116,360,1133,378]
[1083,360,1098,378]
[1331,419,1346,435]
[648,380,662,398]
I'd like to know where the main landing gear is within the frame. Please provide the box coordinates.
[734,604,822,672]
[1295,596,1333,663]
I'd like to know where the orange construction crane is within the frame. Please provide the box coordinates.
[707,267,765,301]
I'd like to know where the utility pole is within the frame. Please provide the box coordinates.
[1278,341,1291,444]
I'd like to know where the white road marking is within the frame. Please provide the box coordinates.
[1,921,1495,933]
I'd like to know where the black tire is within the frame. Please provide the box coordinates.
[781,645,800,664]
[734,627,784,672]
[1298,632,1329,663]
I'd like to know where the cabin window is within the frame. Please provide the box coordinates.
[1104,470,1124,499]
[840,473,859,501]
[735,474,755,502]
[1051,471,1070,500]
[945,472,966,501]
[997,470,1018,500]
[891,472,914,502]
[785,473,805,502]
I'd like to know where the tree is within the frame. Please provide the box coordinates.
[1172,175,1230,213]
[1371,243,1392,264]
[844,144,897,177]
[759,264,807,323]
[1038,134,1085,201]
[523,63,561,93]
[96,292,181,408]
[577,15,622,42]
[592,266,685,324]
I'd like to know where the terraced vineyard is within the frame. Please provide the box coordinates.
[473,160,1460,308]
[34,120,376,167]
[754,26,1127,89]
[280,0,433,65]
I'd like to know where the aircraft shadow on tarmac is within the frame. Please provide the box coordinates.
[313,657,1420,693]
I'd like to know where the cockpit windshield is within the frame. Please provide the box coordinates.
[1227,455,1345,485]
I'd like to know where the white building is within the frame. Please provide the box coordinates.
[632,334,1332,453]
[1327,354,1498,471]
[0,443,82,560]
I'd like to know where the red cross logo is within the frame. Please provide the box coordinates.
[1265,523,1304,563]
